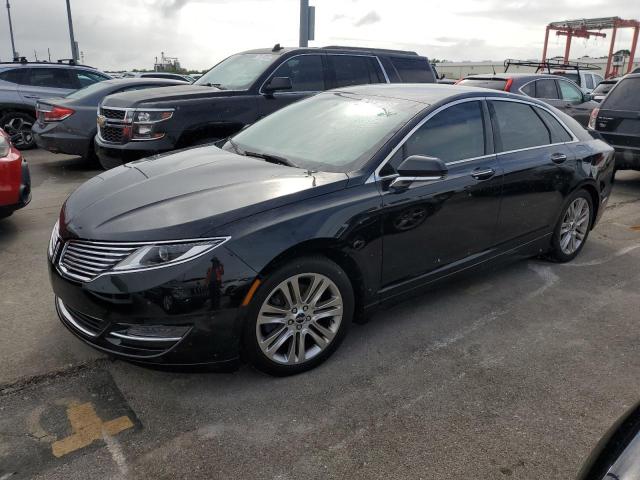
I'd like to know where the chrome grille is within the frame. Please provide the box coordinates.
[59,240,138,282]
[101,107,127,120]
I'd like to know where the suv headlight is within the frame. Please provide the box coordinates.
[131,109,174,141]
[112,237,229,272]
[48,220,60,259]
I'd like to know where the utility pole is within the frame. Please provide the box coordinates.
[65,0,79,61]
[6,0,18,60]
[299,0,315,47]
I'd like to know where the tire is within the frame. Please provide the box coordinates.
[0,210,13,219]
[547,189,593,263]
[243,256,354,376]
[0,112,36,150]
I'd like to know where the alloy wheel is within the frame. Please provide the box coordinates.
[256,273,343,365]
[560,197,590,255]
[3,116,34,149]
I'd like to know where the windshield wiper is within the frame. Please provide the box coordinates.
[243,150,297,168]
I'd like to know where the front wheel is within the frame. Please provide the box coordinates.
[547,190,593,262]
[1,112,36,150]
[243,257,354,376]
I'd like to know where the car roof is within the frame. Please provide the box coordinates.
[0,62,100,70]
[239,46,425,58]
[463,73,559,80]
[101,78,185,86]
[329,83,531,105]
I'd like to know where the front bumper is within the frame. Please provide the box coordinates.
[32,122,93,158]
[0,150,30,214]
[49,244,258,366]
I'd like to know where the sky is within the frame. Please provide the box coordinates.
[2,0,640,71]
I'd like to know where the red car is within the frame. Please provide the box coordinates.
[0,128,31,219]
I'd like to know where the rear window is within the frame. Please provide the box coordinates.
[457,78,507,91]
[0,68,26,84]
[390,57,435,83]
[602,77,640,110]
[593,81,616,95]
[329,55,384,88]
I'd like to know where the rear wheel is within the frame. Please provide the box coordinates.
[1,112,36,150]
[243,257,354,376]
[547,190,593,262]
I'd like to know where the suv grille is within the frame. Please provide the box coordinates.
[59,240,138,282]
[100,125,125,144]
[101,107,127,120]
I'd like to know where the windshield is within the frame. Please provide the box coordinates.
[194,53,278,90]
[593,81,616,95]
[65,81,110,99]
[228,92,423,173]
[458,78,508,91]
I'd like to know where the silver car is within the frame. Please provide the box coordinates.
[0,61,110,148]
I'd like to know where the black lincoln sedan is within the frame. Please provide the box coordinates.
[48,84,614,376]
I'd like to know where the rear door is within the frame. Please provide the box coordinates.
[18,67,77,106]
[595,76,640,163]
[379,99,502,291]
[257,54,327,119]
[326,54,386,88]
[388,56,435,83]
[489,99,575,246]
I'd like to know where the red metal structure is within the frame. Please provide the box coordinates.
[542,17,640,78]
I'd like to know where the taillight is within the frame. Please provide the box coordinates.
[504,78,513,92]
[40,105,75,122]
[588,107,599,130]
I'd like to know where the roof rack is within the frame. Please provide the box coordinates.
[0,58,97,69]
[504,58,601,74]
[322,45,418,56]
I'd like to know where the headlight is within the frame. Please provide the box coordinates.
[48,220,60,259]
[131,109,174,141]
[112,237,229,272]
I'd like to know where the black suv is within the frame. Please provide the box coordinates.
[95,45,436,169]
[589,73,640,171]
[0,60,110,149]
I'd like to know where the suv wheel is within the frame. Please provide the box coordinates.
[243,257,354,376]
[1,112,36,150]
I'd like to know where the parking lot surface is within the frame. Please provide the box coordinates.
[1,149,640,479]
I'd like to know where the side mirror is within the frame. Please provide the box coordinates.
[264,76,292,94]
[390,155,447,190]
[583,92,594,102]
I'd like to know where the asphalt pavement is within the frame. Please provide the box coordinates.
[1,149,640,479]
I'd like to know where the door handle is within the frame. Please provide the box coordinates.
[471,168,495,180]
[550,153,567,164]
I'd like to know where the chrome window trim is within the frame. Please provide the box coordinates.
[367,96,579,184]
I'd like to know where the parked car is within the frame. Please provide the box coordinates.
[0,128,30,219]
[122,72,192,83]
[591,78,619,103]
[94,45,437,169]
[32,78,186,163]
[589,73,640,171]
[49,84,614,376]
[0,61,110,149]
[578,401,640,480]
[457,73,598,126]
[552,70,603,93]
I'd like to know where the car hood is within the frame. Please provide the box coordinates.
[61,146,348,242]
[101,84,233,108]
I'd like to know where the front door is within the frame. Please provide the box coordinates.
[257,54,327,119]
[379,99,503,294]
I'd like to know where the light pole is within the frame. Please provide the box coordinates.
[65,0,79,62]
[6,0,18,60]
[299,0,309,47]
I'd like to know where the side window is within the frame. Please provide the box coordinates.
[0,68,26,84]
[594,74,603,85]
[559,80,583,102]
[28,68,76,89]
[270,55,325,92]
[535,108,573,143]
[520,82,535,97]
[390,57,435,83]
[490,101,551,151]
[329,55,383,88]
[403,101,485,163]
[74,70,107,88]
[535,79,559,99]
[584,74,594,90]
